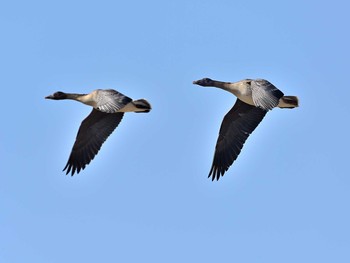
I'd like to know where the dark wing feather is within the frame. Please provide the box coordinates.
[251,79,284,110]
[63,109,124,175]
[209,99,267,181]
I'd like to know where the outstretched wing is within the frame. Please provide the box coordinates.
[251,79,284,110]
[95,89,132,113]
[63,109,124,175]
[209,99,267,181]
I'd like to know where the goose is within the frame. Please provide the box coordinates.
[45,89,151,176]
[193,78,299,181]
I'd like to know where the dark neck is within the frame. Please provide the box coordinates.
[210,80,233,91]
[62,93,87,100]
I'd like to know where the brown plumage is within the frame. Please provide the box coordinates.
[45,89,151,175]
[193,78,299,181]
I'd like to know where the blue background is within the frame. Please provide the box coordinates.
[1,0,350,262]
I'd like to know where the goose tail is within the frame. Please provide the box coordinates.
[278,96,299,109]
[133,99,152,113]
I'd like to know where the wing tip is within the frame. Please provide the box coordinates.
[208,165,226,181]
[63,160,85,176]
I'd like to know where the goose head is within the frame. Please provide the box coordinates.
[45,91,67,100]
[193,78,214,87]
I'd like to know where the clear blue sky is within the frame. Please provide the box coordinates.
[1,0,350,262]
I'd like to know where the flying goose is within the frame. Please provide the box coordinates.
[193,78,299,181]
[45,89,151,176]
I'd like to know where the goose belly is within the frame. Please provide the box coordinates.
[233,91,255,106]
[118,102,138,112]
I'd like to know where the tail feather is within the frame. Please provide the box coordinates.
[133,99,152,113]
[278,96,299,108]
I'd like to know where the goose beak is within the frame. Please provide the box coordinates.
[193,80,200,85]
[45,94,54,99]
